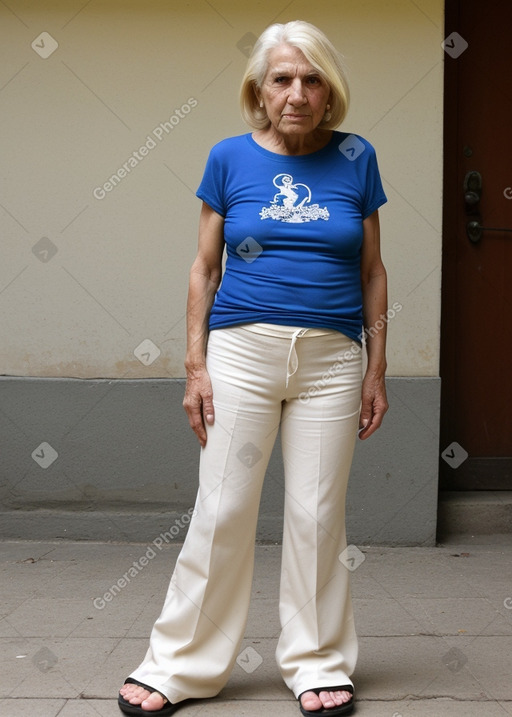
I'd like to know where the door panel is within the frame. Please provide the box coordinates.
[440,0,512,489]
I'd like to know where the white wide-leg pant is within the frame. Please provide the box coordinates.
[130,323,362,704]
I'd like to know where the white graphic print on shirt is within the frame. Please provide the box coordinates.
[259,173,330,223]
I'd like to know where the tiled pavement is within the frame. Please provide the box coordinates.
[1,536,512,716]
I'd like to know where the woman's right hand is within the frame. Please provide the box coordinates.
[183,366,215,448]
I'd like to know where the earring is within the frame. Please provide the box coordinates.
[323,103,331,122]
[259,100,264,108]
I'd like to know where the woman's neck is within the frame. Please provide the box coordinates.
[252,127,333,156]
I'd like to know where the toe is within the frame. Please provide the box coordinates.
[300,690,323,711]
[141,691,166,711]
[319,691,336,708]
[320,689,352,707]
[301,688,353,712]
[128,686,151,705]
[119,683,166,710]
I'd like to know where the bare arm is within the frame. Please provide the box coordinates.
[358,209,389,439]
[182,202,225,447]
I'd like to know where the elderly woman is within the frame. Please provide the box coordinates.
[119,19,387,717]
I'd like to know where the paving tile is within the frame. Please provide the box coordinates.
[244,598,281,639]
[0,699,66,717]
[353,700,512,716]
[1,637,120,699]
[52,700,120,716]
[0,555,77,601]
[20,550,173,601]
[252,545,282,600]
[351,570,394,600]
[1,541,512,715]
[354,598,424,636]
[356,547,487,599]
[356,634,512,701]
[0,542,60,562]
[94,595,162,639]
[451,636,512,701]
[171,699,301,716]
[6,598,105,639]
[399,596,512,637]
[0,604,28,637]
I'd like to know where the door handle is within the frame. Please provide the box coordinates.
[464,170,482,209]
[467,221,512,243]
[463,170,512,242]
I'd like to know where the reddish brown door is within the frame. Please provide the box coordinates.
[440,0,512,489]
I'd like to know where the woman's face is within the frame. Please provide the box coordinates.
[258,44,331,138]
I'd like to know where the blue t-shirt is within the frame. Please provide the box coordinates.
[196,131,387,342]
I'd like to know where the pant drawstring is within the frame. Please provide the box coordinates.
[286,329,309,388]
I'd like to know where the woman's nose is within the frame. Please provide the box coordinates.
[287,79,306,105]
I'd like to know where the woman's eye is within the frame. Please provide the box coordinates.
[275,76,288,83]
[306,76,321,85]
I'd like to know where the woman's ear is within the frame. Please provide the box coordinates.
[253,83,263,108]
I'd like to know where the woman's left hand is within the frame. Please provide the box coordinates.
[358,370,388,439]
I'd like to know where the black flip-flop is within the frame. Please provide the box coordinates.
[298,685,354,716]
[118,678,185,716]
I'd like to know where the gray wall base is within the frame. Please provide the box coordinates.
[0,376,440,546]
[438,491,512,537]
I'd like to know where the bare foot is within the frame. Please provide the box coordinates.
[119,682,167,711]
[300,688,353,712]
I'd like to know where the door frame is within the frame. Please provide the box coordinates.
[439,0,460,490]
[439,0,512,490]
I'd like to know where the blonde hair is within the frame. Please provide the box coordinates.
[240,20,350,130]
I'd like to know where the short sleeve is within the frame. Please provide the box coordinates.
[362,144,387,219]
[196,144,226,216]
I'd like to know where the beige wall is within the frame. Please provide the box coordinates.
[0,0,444,379]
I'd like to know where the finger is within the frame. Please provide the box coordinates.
[192,419,208,447]
[358,397,372,435]
[202,394,215,426]
[358,423,373,439]
[359,405,387,440]
[185,403,208,447]
[358,417,370,435]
